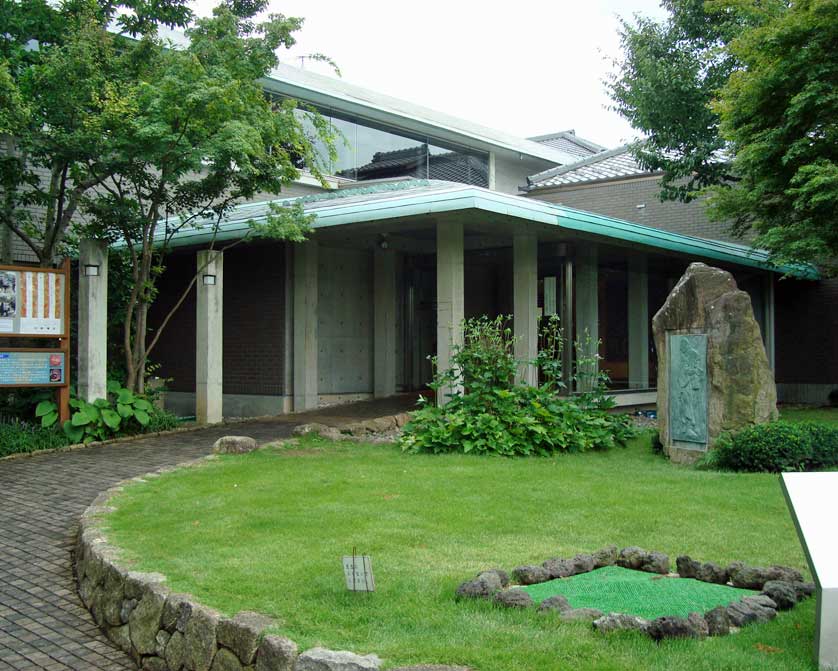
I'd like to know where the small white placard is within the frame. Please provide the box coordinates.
[342,555,375,592]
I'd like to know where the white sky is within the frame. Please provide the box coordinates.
[189,0,668,149]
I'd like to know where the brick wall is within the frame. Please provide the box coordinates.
[148,242,287,396]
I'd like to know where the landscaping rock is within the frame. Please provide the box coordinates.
[121,598,138,624]
[512,565,550,585]
[493,589,534,609]
[616,547,647,570]
[218,611,275,665]
[592,546,618,568]
[761,580,799,610]
[165,631,186,670]
[795,582,816,599]
[675,556,700,579]
[393,413,412,428]
[726,595,777,627]
[294,647,381,671]
[641,552,670,575]
[704,606,731,636]
[184,604,221,671]
[571,554,595,574]
[141,656,168,671]
[542,558,574,579]
[455,573,501,600]
[560,608,604,622]
[646,613,708,641]
[162,593,194,633]
[106,623,134,654]
[592,613,650,634]
[537,595,571,613]
[728,564,803,590]
[696,562,728,585]
[213,436,258,454]
[129,586,167,656]
[212,648,244,671]
[155,630,171,658]
[255,635,298,671]
[652,262,777,464]
[293,423,332,437]
[124,571,167,600]
[480,569,509,588]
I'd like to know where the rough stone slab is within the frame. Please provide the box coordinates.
[129,586,167,656]
[560,608,604,622]
[255,634,298,671]
[185,604,221,671]
[493,589,534,609]
[218,611,275,665]
[162,592,195,633]
[212,647,245,671]
[592,613,650,634]
[512,564,549,585]
[294,647,381,671]
[592,546,618,568]
[537,595,571,613]
[213,436,258,454]
[165,631,187,670]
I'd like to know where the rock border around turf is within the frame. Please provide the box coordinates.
[455,546,815,641]
[75,450,403,671]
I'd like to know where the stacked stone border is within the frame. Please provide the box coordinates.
[75,448,462,671]
[455,546,816,641]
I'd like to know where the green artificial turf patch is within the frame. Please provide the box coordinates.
[521,566,757,619]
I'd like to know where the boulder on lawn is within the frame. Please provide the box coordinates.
[704,606,731,636]
[646,613,708,641]
[592,546,618,568]
[212,436,258,454]
[537,595,571,613]
[560,608,604,622]
[493,589,534,609]
[592,613,650,634]
[512,565,550,585]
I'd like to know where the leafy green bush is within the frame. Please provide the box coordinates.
[0,419,69,458]
[712,420,838,472]
[36,380,180,444]
[399,316,635,457]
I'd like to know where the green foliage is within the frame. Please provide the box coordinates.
[0,418,67,457]
[35,380,179,444]
[707,0,838,275]
[711,420,838,472]
[399,316,635,457]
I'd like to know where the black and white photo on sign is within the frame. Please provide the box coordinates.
[0,271,16,318]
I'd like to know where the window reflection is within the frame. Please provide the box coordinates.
[287,97,489,187]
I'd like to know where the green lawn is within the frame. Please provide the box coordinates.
[780,406,838,423]
[104,430,820,671]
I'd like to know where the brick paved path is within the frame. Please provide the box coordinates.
[0,421,296,671]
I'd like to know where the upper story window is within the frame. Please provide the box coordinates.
[288,100,489,187]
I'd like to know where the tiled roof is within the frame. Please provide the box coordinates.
[525,145,652,190]
[527,131,606,159]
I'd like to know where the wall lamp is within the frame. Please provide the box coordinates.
[202,274,217,286]
[83,264,100,277]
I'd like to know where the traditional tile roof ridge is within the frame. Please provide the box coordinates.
[524,144,654,190]
[527,130,607,158]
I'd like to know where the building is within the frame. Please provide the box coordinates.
[121,64,830,422]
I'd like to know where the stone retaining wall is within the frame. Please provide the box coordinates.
[75,453,448,671]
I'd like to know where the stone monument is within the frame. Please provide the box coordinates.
[652,263,777,463]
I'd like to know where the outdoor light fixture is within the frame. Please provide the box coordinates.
[202,274,217,286]
[83,264,100,277]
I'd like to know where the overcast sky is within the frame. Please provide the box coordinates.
[190,1,668,149]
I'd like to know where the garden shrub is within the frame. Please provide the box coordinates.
[399,316,635,456]
[712,420,838,472]
[0,419,68,458]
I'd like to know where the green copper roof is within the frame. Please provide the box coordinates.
[151,180,816,278]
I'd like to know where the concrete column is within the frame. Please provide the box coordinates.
[436,220,464,405]
[561,257,574,391]
[293,239,318,412]
[628,254,649,389]
[196,250,223,424]
[764,274,776,373]
[513,233,538,386]
[374,248,397,398]
[544,277,557,316]
[575,244,599,392]
[77,239,108,402]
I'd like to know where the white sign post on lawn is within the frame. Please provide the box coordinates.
[781,472,838,670]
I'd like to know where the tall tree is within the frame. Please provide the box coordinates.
[0,0,192,266]
[75,2,337,392]
[708,0,838,275]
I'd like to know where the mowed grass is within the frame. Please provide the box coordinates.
[105,432,818,671]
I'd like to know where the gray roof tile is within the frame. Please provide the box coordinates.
[525,145,652,189]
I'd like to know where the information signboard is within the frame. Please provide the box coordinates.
[0,350,66,387]
[0,266,66,337]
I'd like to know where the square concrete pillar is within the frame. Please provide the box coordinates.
[513,233,538,386]
[77,239,108,402]
[374,248,397,398]
[561,257,574,391]
[575,244,599,392]
[764,274,776,372]
[544,276,557,316]
[196,250,223,424]
[628,254,649,389]
[436,220,464,405]
[293,239,318,412]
